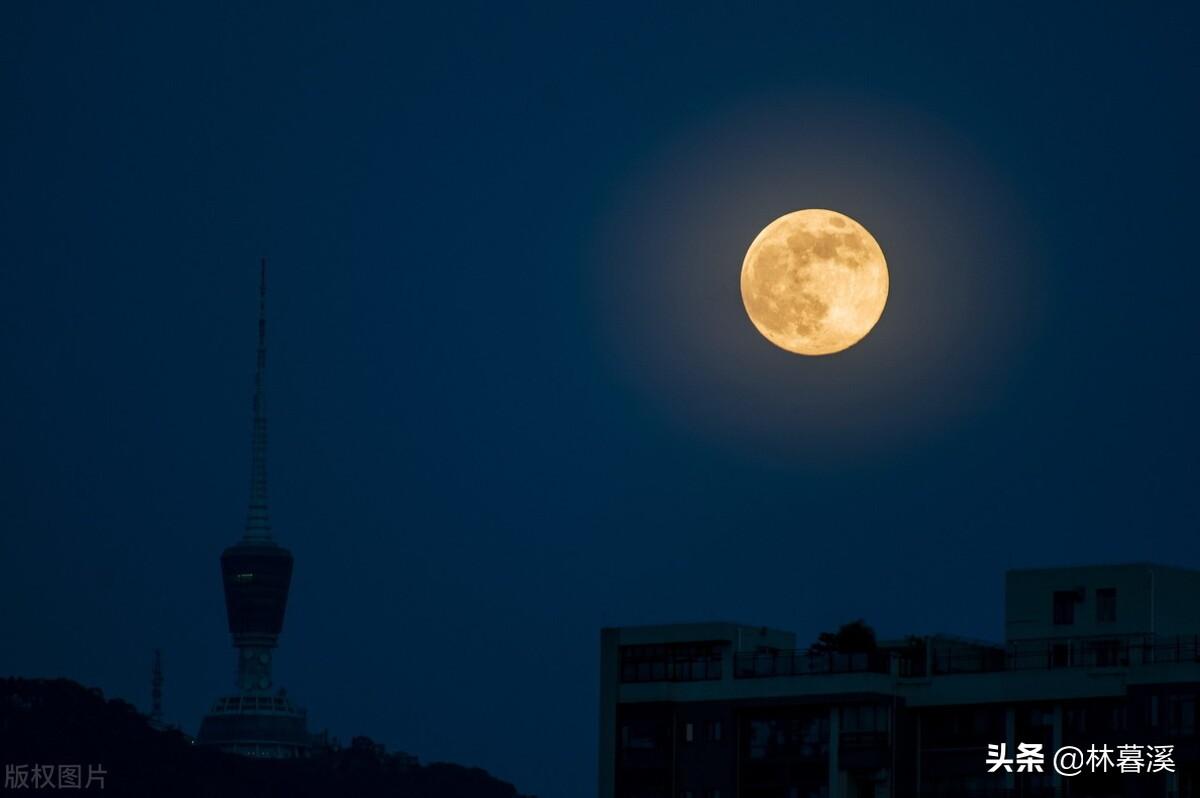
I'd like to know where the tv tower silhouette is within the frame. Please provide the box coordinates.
[196,259,310,757]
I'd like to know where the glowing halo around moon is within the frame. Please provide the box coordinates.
[740,209,889,355]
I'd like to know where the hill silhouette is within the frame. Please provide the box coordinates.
[1,678,532,798]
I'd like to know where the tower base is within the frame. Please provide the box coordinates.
[196,692,310,758]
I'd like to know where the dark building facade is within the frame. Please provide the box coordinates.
[600,564,1200,797]
[196,261,310,758]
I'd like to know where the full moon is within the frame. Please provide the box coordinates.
[741,209,888,355]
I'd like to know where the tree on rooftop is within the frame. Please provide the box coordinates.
[809,620,877,654]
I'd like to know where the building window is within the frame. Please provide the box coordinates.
[1090,639,1122,667]
[620,721,659,751]
[685,723,694,742]
[619,642,725,683]
[707,720,722,742]
[1097,587,1117,623]
[747,714,830,761]
[1053,590,1076,625]
[1170,695,1196,737]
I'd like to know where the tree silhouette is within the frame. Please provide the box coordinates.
[0,678,533,798]
[808,619,877,654]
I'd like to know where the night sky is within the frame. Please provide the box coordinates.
[3,4,1199,797]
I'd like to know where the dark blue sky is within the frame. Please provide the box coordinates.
[2,4,1199,797]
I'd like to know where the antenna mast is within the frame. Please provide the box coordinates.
[244,258,271,540]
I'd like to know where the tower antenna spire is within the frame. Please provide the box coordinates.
[245,257,271,540]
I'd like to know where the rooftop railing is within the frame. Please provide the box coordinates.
[733,634,1200,679]
[930,633,1200,675]
[734,649,892,679]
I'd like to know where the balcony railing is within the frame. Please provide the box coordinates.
[734,635,1200,680]
[917,789,1061,798]
[929,633,1200,675]
[735,650,892,679]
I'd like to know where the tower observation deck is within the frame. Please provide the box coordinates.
[197,260,311,758]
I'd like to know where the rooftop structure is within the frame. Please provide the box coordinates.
[600,564,1200,797]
